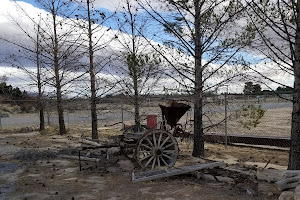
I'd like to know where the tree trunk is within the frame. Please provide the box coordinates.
[87,0,98,139]
[52,8,66,135]
[192,0,204,157]
[134,76,140,129]
[36,22,45,131]
[129,4,140,129]
[288,0,300,170]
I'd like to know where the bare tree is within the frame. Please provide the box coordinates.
[140,0,252,157]
[71,0,115,139]
[115,0,163,129]
[36,20,45,131]
[0,3,46,131]
[246,0,300,169]
[35,0,86,135]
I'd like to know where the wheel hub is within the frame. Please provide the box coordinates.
[153,147,163,157]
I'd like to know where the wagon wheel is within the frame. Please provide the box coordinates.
[135,129,179,170]
[119,125,150,161]
[119,137,136,161]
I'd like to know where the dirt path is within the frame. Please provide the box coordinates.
[0,131,278,200]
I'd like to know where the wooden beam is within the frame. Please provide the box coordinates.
[132,162,224,183]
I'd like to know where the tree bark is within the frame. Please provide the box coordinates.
[134,74,140,129]
[192,0,204,157]
[288,0,300,170]
[52,7,66,135]
[36,21,45,131]
[87,0,98,139]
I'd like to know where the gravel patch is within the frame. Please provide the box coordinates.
[14,149,57,161]
[0,162,20,200]
[57,147,79,156]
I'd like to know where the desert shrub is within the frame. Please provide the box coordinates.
[235,104,266,129]
[40,126,59,135]
[40,126,69,135]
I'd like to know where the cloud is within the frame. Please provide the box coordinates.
[0,0,294,95]
[93,0,128,11]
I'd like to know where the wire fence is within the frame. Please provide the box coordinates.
[0,94,293,149]
[203,94,292,148]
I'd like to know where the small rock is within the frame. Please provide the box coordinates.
[202,174,216,181]
[295,192,300,200]
[107,167,119,173]
[267,192,273,196]
[278,191,294,200]
[215,176,234,183]
[195,171,203,179]
[295,185,300,193]
[246,189,254,195]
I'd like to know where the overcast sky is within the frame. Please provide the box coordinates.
[0,0,294,95]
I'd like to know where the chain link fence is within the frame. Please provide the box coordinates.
[203,94,292,148]
[0,94,292,148]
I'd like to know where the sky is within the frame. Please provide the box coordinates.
[0,0,295,95]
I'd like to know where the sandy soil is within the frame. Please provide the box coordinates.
[0,126,287,200]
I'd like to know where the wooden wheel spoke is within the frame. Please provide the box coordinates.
[151,156,156,170]
[157,156,161,167]
[162,153,172,160]
[158,133,163,147]
[144,156,154,168]
[139,150,151,154]
[160,136,170,148]
[161,157,168,166]
[163,150,175,154]
[140,154,152,162]
[140,143,152,150]
[153,134,157,147]
[163,142,175,149]
[146,138,153,146]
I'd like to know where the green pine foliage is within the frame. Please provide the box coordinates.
[0,82,27,97]
[235,104,266,129]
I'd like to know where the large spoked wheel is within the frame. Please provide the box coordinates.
[120,125,150,161]
[135,129,179,170]
[119,137,136,161]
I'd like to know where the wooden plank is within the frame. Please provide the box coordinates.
[59,155,100,162]
[80,139,103,147]
[132,162,224,183]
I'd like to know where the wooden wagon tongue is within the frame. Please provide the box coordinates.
[159,100,191,128]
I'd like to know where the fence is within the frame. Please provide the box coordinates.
[0,94,293,146]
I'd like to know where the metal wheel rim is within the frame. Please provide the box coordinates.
[135,129,178,170]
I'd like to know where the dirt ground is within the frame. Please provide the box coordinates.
[0,126,287,200]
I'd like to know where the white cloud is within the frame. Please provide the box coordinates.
[93,0,128,11]
[0,0,294,95]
